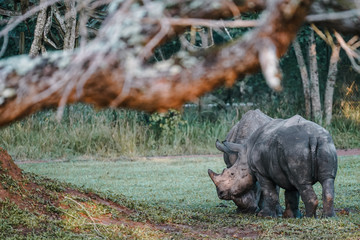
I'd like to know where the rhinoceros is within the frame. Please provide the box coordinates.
[209,115,338,218]
[217,109,273,168]
[215,109,279,214]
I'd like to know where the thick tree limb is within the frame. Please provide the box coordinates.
[0,0,311,126]
[308,0,360,34]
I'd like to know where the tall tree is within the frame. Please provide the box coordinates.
[323,37,341,125]
[309,28,323,123]
[293,24,360,125]
[293,38,311,119]
[63,0,76,50]
[29,0,47,56]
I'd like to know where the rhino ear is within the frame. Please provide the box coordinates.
[222,141,245,153]
[215,139,233,154]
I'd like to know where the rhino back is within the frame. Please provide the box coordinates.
[224,109,272,167]
[247,116,337,189]
[226,109,272,143]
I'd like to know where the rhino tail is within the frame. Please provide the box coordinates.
[309,136,318,181]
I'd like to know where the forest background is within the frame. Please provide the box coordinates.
[0,0,359,160]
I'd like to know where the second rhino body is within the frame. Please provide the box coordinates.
[216,109,272,213]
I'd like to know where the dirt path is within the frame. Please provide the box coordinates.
[15,149,360,164]
[336,148,360,156]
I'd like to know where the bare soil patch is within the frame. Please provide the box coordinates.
[16,148,360,165]
[336,148,360,156]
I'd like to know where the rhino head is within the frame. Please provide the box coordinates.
[209,141,256,201]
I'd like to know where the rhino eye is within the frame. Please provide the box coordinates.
[231,172,234,176]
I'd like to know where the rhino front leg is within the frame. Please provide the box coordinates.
[256,176,279,217]
[298,185,318,218]
[283,190,301,218]
[233,191,258,214]
[321,178,336,217]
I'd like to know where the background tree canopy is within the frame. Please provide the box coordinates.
[0,0,359,126]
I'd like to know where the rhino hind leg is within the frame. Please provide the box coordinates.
[275,186,283,217]
[299,185,319,218]
[321,178,336,217]
[283,190,301,218]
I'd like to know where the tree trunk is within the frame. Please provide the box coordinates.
[29,0,47,57]
[308,29,322,123]
[293,38,311,119]
[63,0,77,51]
[324,44,340,125]
[19,31,25,54]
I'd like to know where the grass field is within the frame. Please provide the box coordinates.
[19,155,360,239]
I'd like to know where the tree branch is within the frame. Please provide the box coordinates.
[0,8,21,17]
[0,0,311,127]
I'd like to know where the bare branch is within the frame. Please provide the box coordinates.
[306,9,360,22]
[311,24,331,45]
[0,8,21,17]
[259,39,282,91]
[161,18,259,28]
[139,19,171,61]
[0,0,311,126]
[0,0,61,38]
[52,5,66,34]
[334,31,360,73]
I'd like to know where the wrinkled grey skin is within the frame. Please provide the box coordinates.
[215,109,278,214]
[209,115,338,218]
[218,109,273,168]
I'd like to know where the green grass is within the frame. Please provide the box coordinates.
[1,104,360,161]
[20,155,360,239]
[0,105,232,160]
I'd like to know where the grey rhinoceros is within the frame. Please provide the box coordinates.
[217,109,272,168]
[209,114,338,218]
[215,109,283,214]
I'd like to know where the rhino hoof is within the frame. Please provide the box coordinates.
[257,209,277,218]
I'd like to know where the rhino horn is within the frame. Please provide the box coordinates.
[215,139,232,154]
[208,169,220,185]
[222,141,244,153]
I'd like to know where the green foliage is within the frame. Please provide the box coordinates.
[1,103,360,161]
[149,109,186,138]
